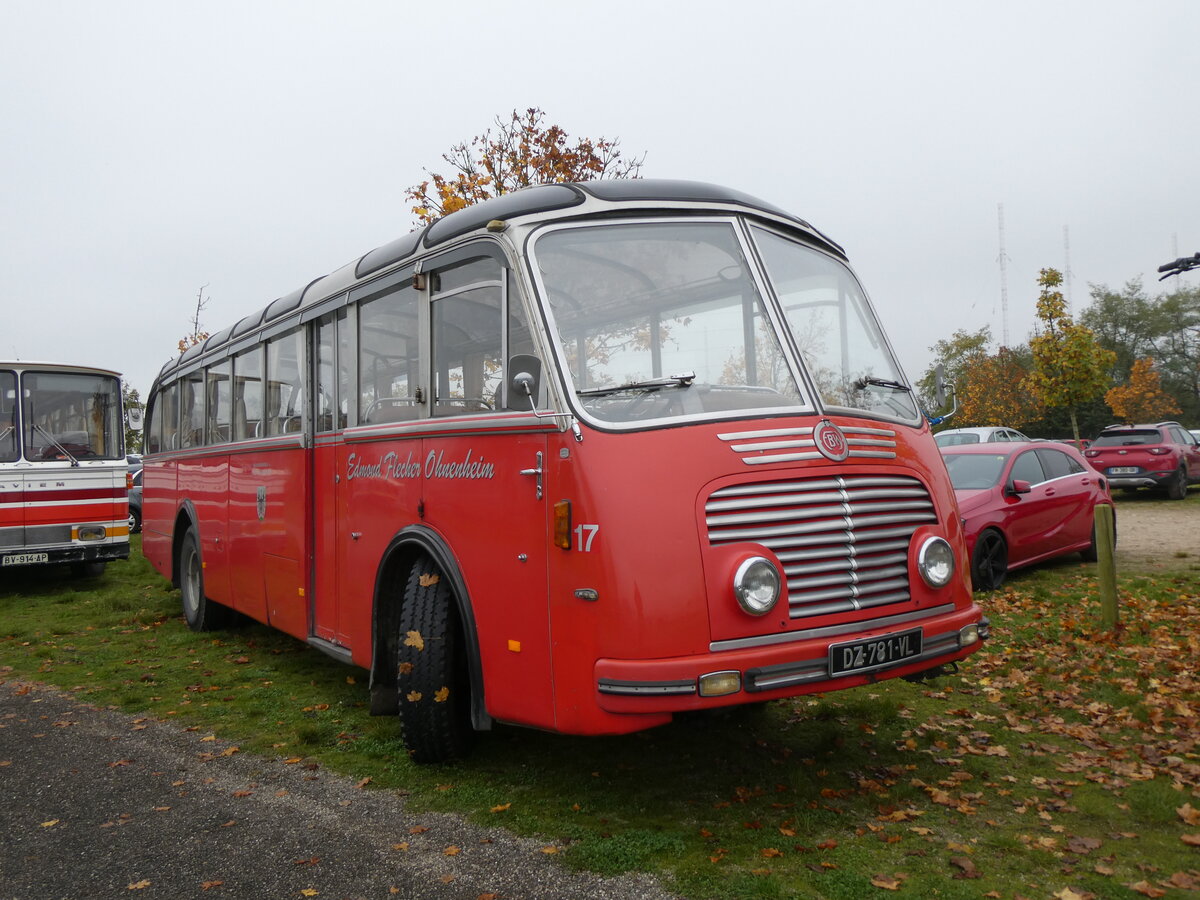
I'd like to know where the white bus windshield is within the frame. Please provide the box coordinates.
[533,221,804,424]
[20,371,123,462]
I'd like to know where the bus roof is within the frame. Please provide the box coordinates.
[154,179,846,385]
[0,361,123,378]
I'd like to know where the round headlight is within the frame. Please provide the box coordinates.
[918,536,955,588]
[734,557,781,616]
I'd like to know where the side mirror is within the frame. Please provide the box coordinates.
[508,354,542,411]
[1006,479,1032,497]
[126,408,144,431]
[933,364,948,409]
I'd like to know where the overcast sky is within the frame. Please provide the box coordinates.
[4,0,1198,400]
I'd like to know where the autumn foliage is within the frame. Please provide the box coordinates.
[1024,269,1115,442]
[1105,357,1182,423]
[405,108,645,226]
[957,345,1043,425]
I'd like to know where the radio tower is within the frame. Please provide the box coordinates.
[997,203,1010,347]
[1063,225,1073,313]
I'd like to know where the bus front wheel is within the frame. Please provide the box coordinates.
[179,527,230,632]
[396,554,474,764]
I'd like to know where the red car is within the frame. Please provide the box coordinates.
[941,442,1114,591]
[1083,421,1200,500]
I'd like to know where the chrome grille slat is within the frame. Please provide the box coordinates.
[706,473,937,620]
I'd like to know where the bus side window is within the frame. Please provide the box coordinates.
[161,381,179,450]
[432,258,503,416]
[233,346,264,441]
[359,283,419,424]
[207,360,232,445]
[180,371,205,448]
[266,328,306,436]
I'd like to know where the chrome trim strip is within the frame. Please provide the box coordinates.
[597,678,697,696]
[709,603,957,652]
[345,413,562,444]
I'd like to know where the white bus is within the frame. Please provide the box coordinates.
[1,362,130,576]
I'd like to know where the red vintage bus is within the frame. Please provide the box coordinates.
[1,362,129,576]
[142,180,987,762]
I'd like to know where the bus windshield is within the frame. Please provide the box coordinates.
[532,219,917,424]
[1,370,17,462]
[533,221,804,423]
[21,370,123,461]
[751,226,918,421]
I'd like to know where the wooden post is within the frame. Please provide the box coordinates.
[1095,504,1118,629]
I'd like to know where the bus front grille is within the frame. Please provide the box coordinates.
[705,475,938,619]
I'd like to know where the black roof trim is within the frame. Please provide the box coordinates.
[356,231,425,280]
[578,179,844,256]
[423,184,585,248]
[263,286,307,323]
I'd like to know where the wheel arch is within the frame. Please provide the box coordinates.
[369,525,491,731]
[169,500,200,588]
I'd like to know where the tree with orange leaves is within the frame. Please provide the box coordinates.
[1105,357,1181,423]
[405,108,645,226]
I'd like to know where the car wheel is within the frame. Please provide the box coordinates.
[72,561,106,578]
[395,553,474,764]
[129,508,142,534]
[971,530,1008,592]
[179,526,230,631]
[1166,466,1187,500]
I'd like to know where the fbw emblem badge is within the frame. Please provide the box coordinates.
[814,419,850,462]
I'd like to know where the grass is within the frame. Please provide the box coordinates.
[2,505,1199,899]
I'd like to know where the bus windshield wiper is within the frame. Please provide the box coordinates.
[578,371,697,398]
[33,424,79,466]
[853,375,911,393]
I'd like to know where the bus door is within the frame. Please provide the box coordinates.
[422,250,556,728]
[311,307,352,647]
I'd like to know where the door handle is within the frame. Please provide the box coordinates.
[520,451,544,500]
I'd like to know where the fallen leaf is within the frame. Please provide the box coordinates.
[490,803,511,813]
[871,875,903,891]
[300,891,319,898]
[539,846,559,854]
[409,826,428,835]
[444,846,461,856]
[1181,834,1200,847]
[950,856,981,879]
[1066,836,1102,855]
[201,881,223,890]
[355,777,371,790]
[293,857,319,866]
[404,631,425,651]
[127,881,151,891]
[1177,803,1200,826]
[760,848,783,858]
[419,574,440,587]
[40,819,60,828]
[1125,882,1166,898]
[434,686,450,703]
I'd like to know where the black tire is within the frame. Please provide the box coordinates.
[1166,466,1187,500]
[971,529,1008,592]
[396,554,474,764]
[179,526,229,631]
[129,507,142,534]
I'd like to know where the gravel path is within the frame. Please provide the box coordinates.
[0,680,680,900]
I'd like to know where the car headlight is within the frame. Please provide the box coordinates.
[734,557,782,616]
[917,536,955,588]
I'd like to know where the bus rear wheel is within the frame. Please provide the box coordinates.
[396,554,474,764]
[179,526,230,632]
